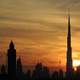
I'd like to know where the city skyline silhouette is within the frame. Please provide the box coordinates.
[0,13,80,80]
[0,0,80,72]
[0,0,80,80]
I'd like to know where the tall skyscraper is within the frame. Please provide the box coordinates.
[66,13,73,79]
[7,41,16,80]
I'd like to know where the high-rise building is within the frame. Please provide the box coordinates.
[17,57,23,74]
[7,40,16,80]
[66,13,73,79]
[16,58,23,79]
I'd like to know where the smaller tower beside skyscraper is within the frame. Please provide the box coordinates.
[16,57,23,80]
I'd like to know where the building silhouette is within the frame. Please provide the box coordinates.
[7,41,16,80]
[66,13,73,79]
[1,64,6,75]
[0,13,80,80]
[17,57,23,74]
[16,57,23,80]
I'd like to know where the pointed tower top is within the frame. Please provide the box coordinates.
[9,40,15,49]
[68,12,71,37]
[68,11,70,21]
[67,11,71,47]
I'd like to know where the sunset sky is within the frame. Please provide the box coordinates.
[0,0,80,70]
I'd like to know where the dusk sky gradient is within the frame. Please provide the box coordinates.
[0,0,80,70]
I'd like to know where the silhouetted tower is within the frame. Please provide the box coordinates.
[16,57,23,80]
[7,40,16,80]
[1,64,6,75]
[17,57,23,75]
[66,13,73,79]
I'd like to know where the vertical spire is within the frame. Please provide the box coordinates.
[67,12,71,48]
[66,11,73,79]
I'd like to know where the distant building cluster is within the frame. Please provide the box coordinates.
[0,14,80,80]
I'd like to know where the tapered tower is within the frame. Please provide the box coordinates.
[7,40,16,80]
[66,13,73,79]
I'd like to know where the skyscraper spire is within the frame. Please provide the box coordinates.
[9,40,15,49]
[66,12,73,79]
[67,12,71,47]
